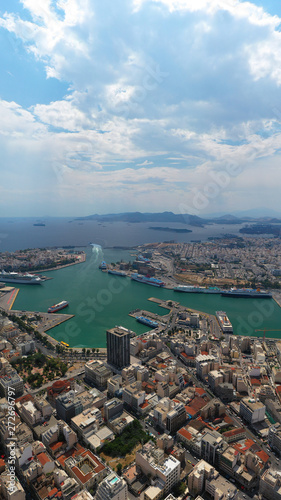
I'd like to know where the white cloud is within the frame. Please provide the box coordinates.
[134,0,281,28]
[1,0,281,215]
[136,160,154,166]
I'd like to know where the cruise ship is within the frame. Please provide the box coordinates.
[48,301,69,313]
[216,311,233,334]
[108,269,126,277]
[136,316,158,328]
[131,273,165,287]
[0,271,42,285]
[203,287,222,294]
[221,288,272,298]
[174,285,205,293]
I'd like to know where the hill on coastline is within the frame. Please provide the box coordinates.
[75,211,281,227]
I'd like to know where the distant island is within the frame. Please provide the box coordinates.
[148,226,192,233]
[75,211,281,227]
[240,224,281,236]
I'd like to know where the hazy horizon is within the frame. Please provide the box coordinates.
[1,0,281,217]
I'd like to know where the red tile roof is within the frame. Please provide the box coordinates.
[50,441,64,452]
[190,396,208,411]
[71,449,106,484]
[48,487,58,498]
[57,444,85,468]
[223,427,245,437]
[15,394,34,404]
[185,406,197,416]
[195,387,206,396]
[37,453,51,466]
[139,401,149,409]
[251,378,261,386]
[178,428,192,440]
[256,450,269,463]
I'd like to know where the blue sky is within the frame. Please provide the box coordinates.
[1,0,281,217]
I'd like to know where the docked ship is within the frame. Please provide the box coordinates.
[137,254,150,263]
[131,273,165,287]
[216,311,233,334]
[174,285,205,293]
[48,301,69,313]
[99,261,107,270]
[203,287,222,294]
[136,316,158,328]
[0,271,42,285]
[108,269,126,277]
[221,288,272,298]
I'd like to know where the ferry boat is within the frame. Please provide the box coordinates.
[131,273,165,287]
[48,301,69,313]
[136,316,158,328]
[221,288,272,298]
[108,269,126,277]
[216,311,233,334]
[174,285,205,293]
[137,254,150,263]
[99,261,107,270]
[0,271,42,285]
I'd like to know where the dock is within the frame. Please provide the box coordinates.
[272,292,281,308]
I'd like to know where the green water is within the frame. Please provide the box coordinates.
[12,248,281,347]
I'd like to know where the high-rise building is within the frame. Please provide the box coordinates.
[107,327,130,370]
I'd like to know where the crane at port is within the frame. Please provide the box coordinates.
[255,329,281,342]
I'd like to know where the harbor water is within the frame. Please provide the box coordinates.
[11,247,281,348]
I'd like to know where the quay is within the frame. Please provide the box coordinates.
[0,287,107,353]
[272,291,281,308]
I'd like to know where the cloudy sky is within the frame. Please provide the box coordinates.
[1,0,281,217]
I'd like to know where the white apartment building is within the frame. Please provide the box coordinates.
[239,398,265,424]
[136,443,180,494]
[95,473,128,500]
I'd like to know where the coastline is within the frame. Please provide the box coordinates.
[29,251,86,273]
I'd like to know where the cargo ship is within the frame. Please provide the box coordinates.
[131,273,165,287]
[136,316,158,328]
[221,288,272,298]
[0,271,42,285]
[216,311,233,334]
[48,301,69,313]
[108,269,126,277]
[174,285,205,293]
